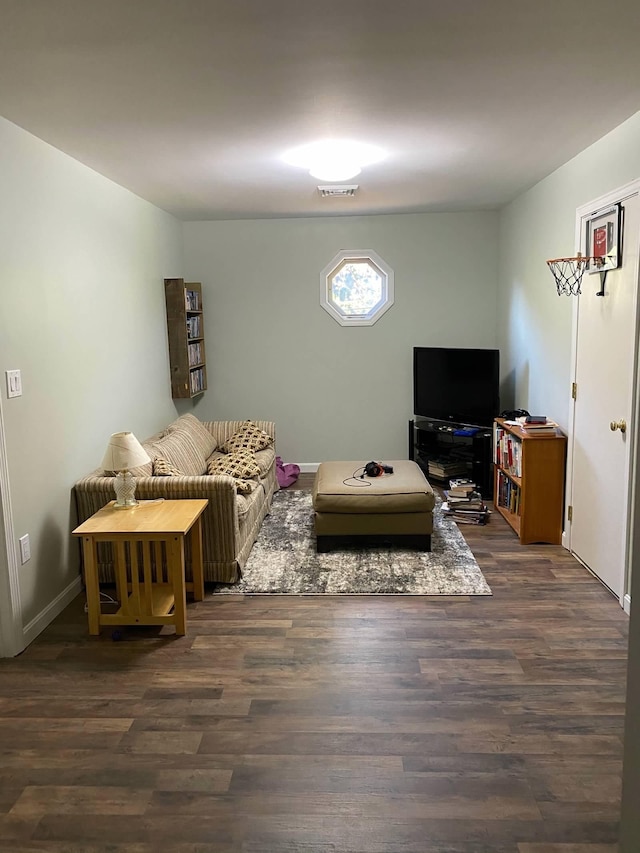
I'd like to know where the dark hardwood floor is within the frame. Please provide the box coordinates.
[0,474,628,852]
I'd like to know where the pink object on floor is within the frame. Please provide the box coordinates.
[276,456,300,488]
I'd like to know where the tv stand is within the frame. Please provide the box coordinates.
[409,418,493,498]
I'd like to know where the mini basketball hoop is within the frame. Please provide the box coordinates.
[546,254,604,296]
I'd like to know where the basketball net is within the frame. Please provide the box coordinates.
[546,254,604,296]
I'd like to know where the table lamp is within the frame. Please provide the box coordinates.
[101,432,151,509]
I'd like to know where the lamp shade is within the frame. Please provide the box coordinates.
[101,432,150,472]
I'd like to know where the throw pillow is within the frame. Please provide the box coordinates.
[207,449,261,480]
[153,456,183,476]
[222,420,274,454]
[232,478,256,495]
[207,449,260,494]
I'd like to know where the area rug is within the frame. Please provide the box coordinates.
[213,490,491,595]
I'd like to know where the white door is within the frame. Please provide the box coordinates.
[0,394,23,657]
[569,189,640,602]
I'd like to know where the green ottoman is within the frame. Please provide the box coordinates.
[312,460,435,553]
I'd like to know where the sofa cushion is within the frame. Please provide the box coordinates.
[235,480,266,520]
[151,427,208,476]
[254,446,276,478]
[152,456,183,476]
[235,492,254,518]
[167,413,217,458]
[222,420,274,453]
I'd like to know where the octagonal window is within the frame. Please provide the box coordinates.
[320,249,394,326]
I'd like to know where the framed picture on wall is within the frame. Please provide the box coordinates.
[585,203,621,274]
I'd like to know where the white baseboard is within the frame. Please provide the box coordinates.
[22,575,83,648]
[298,463,320,473]
[623,593,632,615]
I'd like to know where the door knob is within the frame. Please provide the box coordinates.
[610,420,627,433]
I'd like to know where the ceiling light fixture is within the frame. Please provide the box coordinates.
[317,185,359,198]
[283,140,385,182]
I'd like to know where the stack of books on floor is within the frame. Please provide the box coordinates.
[442,478,490,525]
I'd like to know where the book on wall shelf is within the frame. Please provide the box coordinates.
[185,289,201,311]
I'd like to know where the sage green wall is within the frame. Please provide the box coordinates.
[0,117,183,632]
[497,109,640,853]
[497,110,640,429]
[184,211,499,464]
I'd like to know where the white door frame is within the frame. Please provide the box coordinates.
[565,178,640,613]
[0,394,25,657]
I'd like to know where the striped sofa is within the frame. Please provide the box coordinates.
[73,414,278,584]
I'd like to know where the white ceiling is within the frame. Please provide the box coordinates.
[2,0,640,221]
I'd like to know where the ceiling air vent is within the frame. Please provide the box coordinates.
[318,184,359,198]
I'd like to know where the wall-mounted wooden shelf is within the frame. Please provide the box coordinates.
[164,278,207,399]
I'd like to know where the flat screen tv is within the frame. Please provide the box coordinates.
[413,347,500,428]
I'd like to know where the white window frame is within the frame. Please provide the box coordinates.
[319,249,394,326]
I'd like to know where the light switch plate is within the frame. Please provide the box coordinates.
[19,534,30,564]
[6,370,22,398]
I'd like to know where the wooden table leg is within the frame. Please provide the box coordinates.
[114,540,130,620]
[190,516,205,601]
[82,536,101,635]
[168,535,187,636]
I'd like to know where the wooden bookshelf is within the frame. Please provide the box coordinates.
[164,278,207,399]
[493,418,567,544]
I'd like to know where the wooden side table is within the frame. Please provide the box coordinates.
[72,498,208,636]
